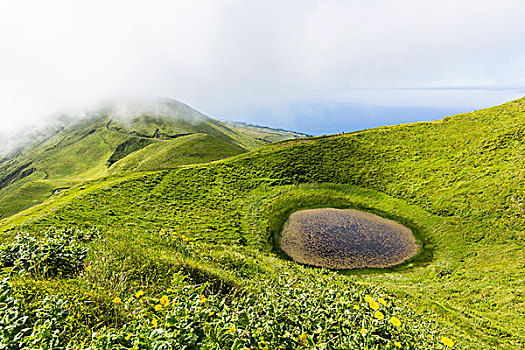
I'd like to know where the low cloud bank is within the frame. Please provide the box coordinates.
[0,97,208,158]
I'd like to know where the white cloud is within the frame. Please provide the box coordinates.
[0,0,524,135]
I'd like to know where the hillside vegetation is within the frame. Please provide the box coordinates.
[0,99,305,219]
[109,134,246,173]
[1,97,525,349]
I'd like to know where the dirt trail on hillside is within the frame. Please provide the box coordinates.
[105,117,166,142]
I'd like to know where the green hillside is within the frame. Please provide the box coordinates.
[109,133,246,172]
[219,120,311,144]
[0,99,305,219]
[0,114,127,218]
[1,97,525,349]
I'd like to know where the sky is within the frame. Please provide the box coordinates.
[1,0,525,136]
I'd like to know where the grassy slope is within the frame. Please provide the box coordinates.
[0,117,130,218]
[0,103,306,219]
[109,133,246,172]
[220,120,311,144]
[109,113,293,152]
[3,97,525,348]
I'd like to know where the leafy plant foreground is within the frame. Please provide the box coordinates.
[0,228,451,350]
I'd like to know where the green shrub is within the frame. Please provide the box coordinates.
[0,278,30,349]
[0,230,90,277]
[0,279,69,350]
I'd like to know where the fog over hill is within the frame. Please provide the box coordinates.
[0,116,71,159]
[2,1,525,141]
[0,96,307,218]
[0,98,220,158]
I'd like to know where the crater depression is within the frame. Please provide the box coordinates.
[279,208,420,270]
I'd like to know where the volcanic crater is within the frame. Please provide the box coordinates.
[279,208,420,269]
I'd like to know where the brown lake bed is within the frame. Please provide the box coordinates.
[280,208,420,270]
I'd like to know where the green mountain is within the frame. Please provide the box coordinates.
[0,98,306,219]
[219,119,311,143]
[1,97,525,349]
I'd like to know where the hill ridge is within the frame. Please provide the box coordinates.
[0,98,307,219]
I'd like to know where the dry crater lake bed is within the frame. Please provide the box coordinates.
[279,208,420,269]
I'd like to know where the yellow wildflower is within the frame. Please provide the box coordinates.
[159,295,169,306]
[299,333,307,343]
[229,326,236,333]
[152,319,158,328]
[369,300,379,310]
[394,341,402,348]
[364,295,373,302]
[359,328,367,335]
[441,336,454,347]
[112,297,121,304]
[154,304,162,311]
[135,290,144,298]
[85,266,92,272]
[390,316,401,327]
[199,295,208,303]
[374,311,384,320]
[353,305,360,310]
[378,298,387,305]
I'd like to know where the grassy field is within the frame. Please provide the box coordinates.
[1,97,525,348]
